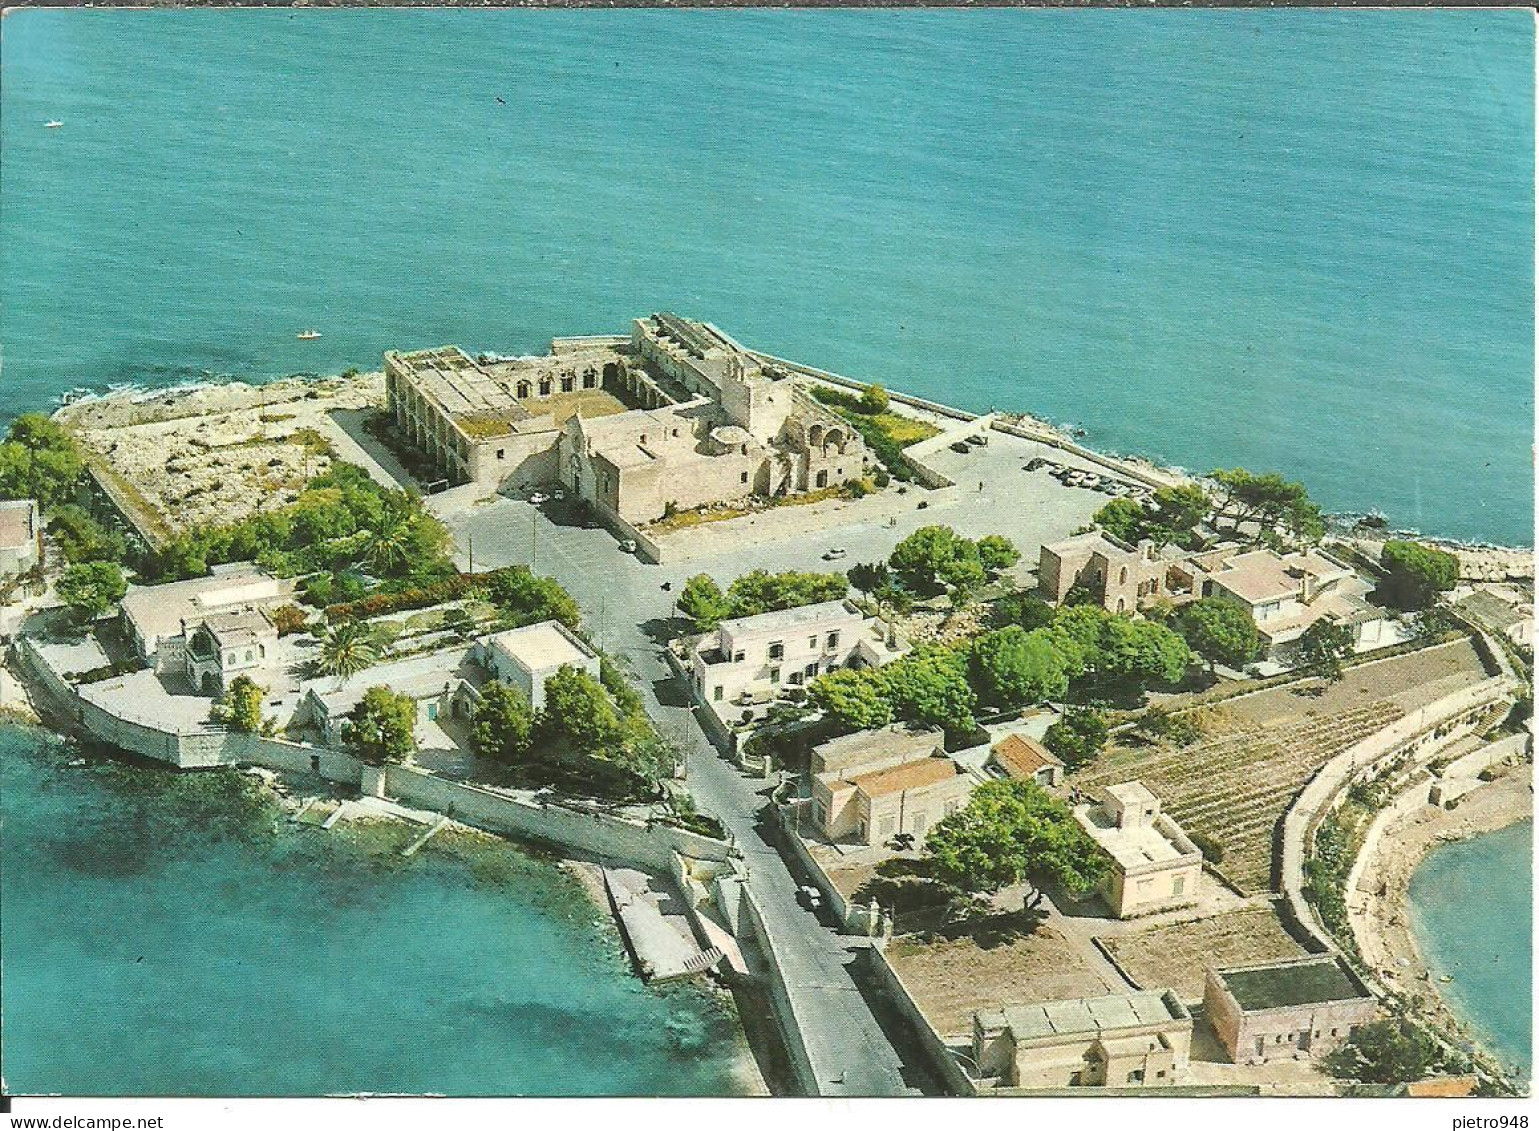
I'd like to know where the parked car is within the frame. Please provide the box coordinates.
[822,548,848,561]
[618,538,638,554]
[1025,458,1047,472]
[797,885,824,911]
[528,491,549,505]
[965,433,987,447]
[949,441,972,454]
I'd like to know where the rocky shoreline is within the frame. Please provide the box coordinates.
[1351,763,1533,1085]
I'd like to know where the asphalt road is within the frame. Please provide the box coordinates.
[440,495,930,1096]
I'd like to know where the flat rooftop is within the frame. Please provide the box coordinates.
[120,564,283,644]
[717,598,858,637]
[487,620,597,671]
[1217,956,1371,1012]
[1208,549,1354,606]
[982,989,1185,1041]
[1078,808,1189,869]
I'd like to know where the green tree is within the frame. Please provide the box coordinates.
[885,649,976,733]
[487,566,582,629]
[989,590,1056,631]
[1042,706,1109,770]
[0,414,86,509]
[1323,1017,1439,1085]
[677,574,730,630]
[361,520,413,575]
[212,675,265,733]
[1178,597,1263,672]
[1148,484,1210,539]
[889,525,970,594]
[1097,617,1193,687]
[1092,497,1148,545]
[976,534,1021,575]
[1296,617,1355,681]
[847,561,890,607]
[56,560,127,620]
[971,627,1070,708]
[47,505,125,564]
[924,779,1108,910]
[341,685,418,765]
[1209,468,1321,540]
[317,620,379,680]
[808,668,894,732]
[538,665,623,754]
[938,548,986,608]
[470,680,535,763]
[724,569,848,618]
[858,383,891,414]
[1380,540,1459,611]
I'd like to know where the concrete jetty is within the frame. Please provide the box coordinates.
[603,866,721,982]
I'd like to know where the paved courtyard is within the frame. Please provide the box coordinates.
[648,426,1119,566]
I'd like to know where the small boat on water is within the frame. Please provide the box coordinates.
[296,330,322,341]
[45,120,63,129]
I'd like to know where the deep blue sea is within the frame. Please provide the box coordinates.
[1,8,1533,545]
[1409,819,1533,1082]
[0,725,754,1096]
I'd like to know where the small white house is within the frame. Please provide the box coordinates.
[690,599,905,719]
[472,620,601,710]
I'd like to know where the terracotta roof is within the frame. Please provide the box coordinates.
[991,734,1063,779]
[850,756,962,798]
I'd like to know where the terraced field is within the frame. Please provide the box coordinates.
[1072,699,1405,893]
[1099,906,1308,1002]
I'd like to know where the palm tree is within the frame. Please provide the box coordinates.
[362,520,412,575]
[318,620,378,682]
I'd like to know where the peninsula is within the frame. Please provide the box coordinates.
[1,313,1531,1098]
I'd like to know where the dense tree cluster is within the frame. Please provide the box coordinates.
[1296,617,1355,681]
[211,675,265,733]
[0,414,86,510]
[1042,706,1110,770]
[1208,468,1324,541]
[1323,1017,1440,1085]
[888,526,1020,607]
[471,664,671,794]
[1092,484,1211,549]
[139,463,454,589]
[676,569,849,631]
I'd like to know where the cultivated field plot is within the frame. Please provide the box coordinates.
[884,926,1117,1038]
[1072,699,1404,894]
[1099,906,1308,1003]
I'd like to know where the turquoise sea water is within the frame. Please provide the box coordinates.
[0,9,1532,545]
[1408,819,1533,1081]
[0,725,752,1096]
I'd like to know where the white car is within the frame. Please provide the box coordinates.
[618,538,638,554]
[822,548,848,561]
[528,491,549,505]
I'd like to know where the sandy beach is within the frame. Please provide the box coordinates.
[1350,762,1532,1067]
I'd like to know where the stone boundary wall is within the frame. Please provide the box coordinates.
[735,886,819,1095]
[661,642,737,754]
[378,763,734,873]
[861,942,978,1096]
[1280,674,1517,954]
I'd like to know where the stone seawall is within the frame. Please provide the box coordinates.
[1280,674,1518,955]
